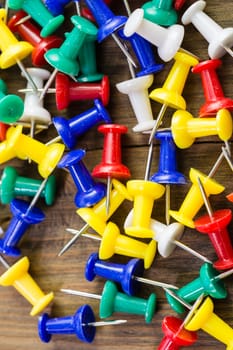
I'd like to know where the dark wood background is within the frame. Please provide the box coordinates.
[0,0,233,349]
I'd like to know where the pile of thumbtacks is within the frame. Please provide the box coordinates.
[0,0,233,348]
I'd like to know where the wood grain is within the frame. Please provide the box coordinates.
[0,1,233,349]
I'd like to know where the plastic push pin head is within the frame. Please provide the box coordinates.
[44,0,71,16]
[38,304,96,343]
[0,79,24,123]
[142,0,178,27]
[0,256,54,316]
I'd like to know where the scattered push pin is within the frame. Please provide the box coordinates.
[165,262,227,313]
[41,15,98,100]
[38,303,126,343]
[19,68,52,136]
[44,0,72,16]
[0,122,9,141]
[158,316,197,350]
[0,255,54,316]
[0,78,24,123]
[124,209,211,263]
[150,130,186,225]
[124,179,165,238]
[92,124,131,215]
[61,279,157,323]
[51,99,111,149]
[169,168,225,228]
[0,166,56,205]
[8,10,63,67]
[0,8,37,92]
[174,0,187,10]
[123,8,184,62]
[85,253,178,296]
[61,179,132,256]
[8,0,64,38]
[58,149,106,208]
[192,59,233,117]
[194,177,233,270]
[84,0,137,67]
[181,0,233,59]
[0,125,65,178]
[142,0,178,26]
[171,108,233,149]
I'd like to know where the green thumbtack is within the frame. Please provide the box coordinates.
[142,0,178,26]
[0,79,24,123]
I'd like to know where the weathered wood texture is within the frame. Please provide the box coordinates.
[0,1,233,349]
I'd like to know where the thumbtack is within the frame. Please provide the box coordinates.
[61,279,157,323]
[0,255,54,316]
[124,209,211,263]
[123,8,184,62]
[0,166,56,205]
[0,78,24,123]
[174,0,187,10]
[165,262,227,314]
[58,149,106,208]
[158,316,197,350]
[80,0,112,22]
[51,99,111,149]
[169,168,225,228]
[171,108,233,149]
[124,179,165,238]
[142,0,178,27]
[182,0,233,59]
[0,8,37,92]
[92,124,131,215]
[85,253,178,296]
[8,10,63,67]
[59,179,132,256]
[1,125,65,178]
[0,122,9,141]
[41,15,98,100]
[84,0,137,67]
[8,0,64,38]
[44,0,72,16]
[195,177,233,270]
[150,130,186,225]
[192,59,233,117]
[38,303,126,343]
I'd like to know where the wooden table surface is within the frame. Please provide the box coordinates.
[0,1,233,349]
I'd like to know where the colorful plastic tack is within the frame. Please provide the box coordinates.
[0,122,9,141]
[0,198,45,257]
[195,209,233,270]
[169,168,225,228]
[0,78,24,123]
[124,180,165,238]
[58,149,106,208]
[142,0,178,27]
[99,221,156,269]
[192,59,233,117]
[171,108,233,149]
[62,280,157,323]
[60,179,132,256]
[8,0,64,38]
[52,99,111,149]
[123,8,184,62]
[19,68,51,132]
[0,166,56,205]
[81,0,112,23]
[158,316,197,350]
[8,10,63,67]
[38,304,96,343]
[85,253,177,296]
[181,0,233,59]
[0,256,54,316]
[174,0,187,10]
[185,297,233,348]
[44,0,71,16]
[0,125,65,178]
[116,74,156,133]
[166,263,227,313]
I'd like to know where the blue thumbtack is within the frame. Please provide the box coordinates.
[150,129,186,225]
[52,99,111,149]
[38,304,96,343]
[58,149,106,208]
[44,0,72,16]
[0,199,45,257]
[118,30,164,77]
